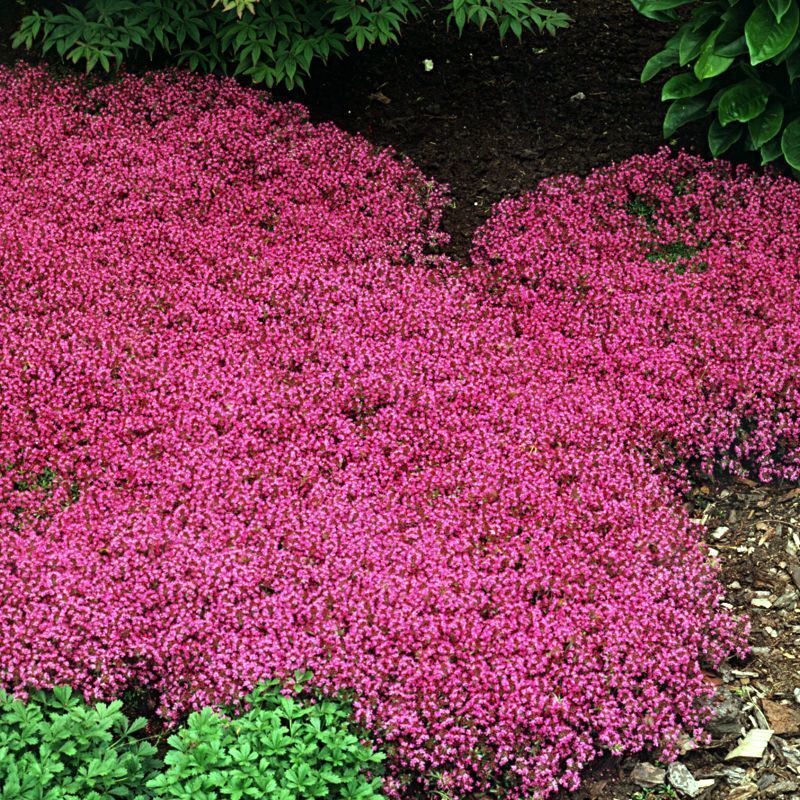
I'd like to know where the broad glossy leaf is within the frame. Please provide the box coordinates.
[679,27,707,65]
[663,96,709,137]
[632,0,694,21]
[662,72,711,99]
[748,98,785,146]
[641,47,678,81]
[708,119,742,155]
[746,1,800,65]
[714,35,748,58]
[772,31,800,61]
[760,136,783,162]
[695,47,734,78]
[718,80,769,125]
[781,117,800,168]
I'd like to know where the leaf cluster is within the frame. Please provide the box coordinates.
[13,0,570,90]
[0,681,387,799]
[0,686,159,800]
[634,0,800,173]
[148,679,385,800]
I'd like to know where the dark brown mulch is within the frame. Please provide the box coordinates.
[288,0,695,260]
[1,3,798,799]
[0,5,21,65]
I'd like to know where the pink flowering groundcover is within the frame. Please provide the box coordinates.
[1,66,799,797]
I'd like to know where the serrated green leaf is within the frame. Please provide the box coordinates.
[746,1,799,65]
[718,79,770,125]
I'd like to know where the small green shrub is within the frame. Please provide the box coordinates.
[13,0,571,90]
[634,0,800,173]
[0,682,386,799]
[0,686,160,800]
[148,680,385,800]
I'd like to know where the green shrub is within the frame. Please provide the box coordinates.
[0,681,386,799]
[633,0,800,173]
[147,680,386,800]
[13,0,571,90]
[0,686,160,800]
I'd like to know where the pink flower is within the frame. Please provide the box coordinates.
[1,67,782,798]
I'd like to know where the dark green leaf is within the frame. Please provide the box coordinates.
[714,34,748,57]
[664,96,709,137]
[632,0,694,21]
[679,27,707,65]
[694,47,733,78]
[662,72,711,100]
[641,47,678,81]
[745,1,800,65]
[781,116,800,168]
[748,98,785,146]
[718,79,770,125]
[773,33,800,62]
[787,50,800,80]
[708,118,742,155]
[760,136,784,162]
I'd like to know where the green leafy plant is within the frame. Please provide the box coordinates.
[0,686,161,800]
[633,0,800,173]
[0,680,388,799]
[147,679,386,800]
[632,786,678,800]
[13,0,570,90]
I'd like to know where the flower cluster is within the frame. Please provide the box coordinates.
[470,150,800,482]
[1,67,790,798]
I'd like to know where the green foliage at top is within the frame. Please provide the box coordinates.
[0,686,160,800]
[13,0,571,90]
[148,679,386,800]
[633,0,800,174]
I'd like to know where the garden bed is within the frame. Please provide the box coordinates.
[1,2,799,799]
[290,8,800,797]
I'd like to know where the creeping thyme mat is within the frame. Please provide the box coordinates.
[2,67,799,797]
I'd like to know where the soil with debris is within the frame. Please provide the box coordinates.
[1,2,799,799]
[566,478,800,800]
[292,0,688,261]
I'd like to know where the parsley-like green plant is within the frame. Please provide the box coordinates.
[1,679,388,799]
[0,686,161,800]
[13,0,570,90]
[633,0,800,174]
[147,678,386,800]
[632,786,678,800]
